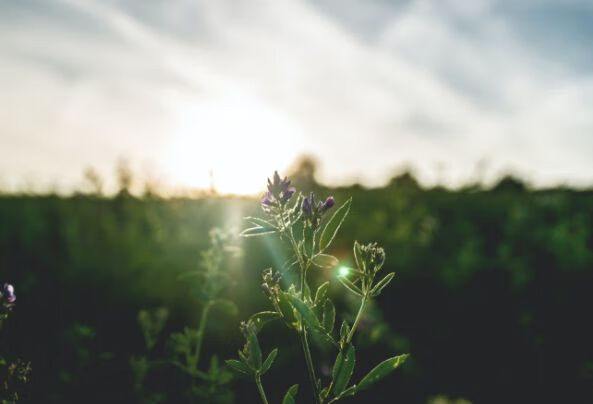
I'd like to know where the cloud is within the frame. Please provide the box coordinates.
[0,0,592,192]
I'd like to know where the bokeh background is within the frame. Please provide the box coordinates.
[1,0,593,403]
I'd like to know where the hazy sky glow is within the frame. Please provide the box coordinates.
[2,0,593,194]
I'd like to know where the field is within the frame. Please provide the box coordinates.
[1,170,593,403]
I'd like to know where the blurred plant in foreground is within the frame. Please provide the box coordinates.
[131,229,240,404]
[0,284,31,403]
[226,172,408,403]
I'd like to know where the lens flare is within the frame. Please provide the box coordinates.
[338,266,350,277]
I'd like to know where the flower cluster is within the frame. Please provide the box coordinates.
[302,192,335,228]
[261,268,281,300]
[1,283,16,308]
[261,171,296,213]
[357,242,386,273]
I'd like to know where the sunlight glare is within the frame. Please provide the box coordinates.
[163,92,304,195]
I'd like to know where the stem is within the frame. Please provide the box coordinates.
[300,329,322,404]
[255,373,269,404]
[194,300,213,370]
[346,296,367,344]
[278,207,321,404]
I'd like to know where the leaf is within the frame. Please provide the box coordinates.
[356,354,409,392]
[337,276,364,297]
[244,216,277,231]
[314,281,330,305]
[248,311,281,333]
[285,293,323,331]
[282,384,299,404]
[331,345,356,395]
[225,359,251,375]
[319,197,352,251]
[240,226,276,238]
[340,321,350,341]
[212,299,238,317]
[370,272,395,297]
[277,291,298,328]
[338,385,357,398]
[260,348,278,374]
[322,299,336,333]
[311,254,339,269]
[244,328,262,370]
[353,241,363,271]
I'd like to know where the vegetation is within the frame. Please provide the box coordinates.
[0,162,592,402]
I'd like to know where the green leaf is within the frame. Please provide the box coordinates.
[314,281,330,305]
[356,354,409,392]
[244,328,262,370]
[331,345,356,395]
[337,276,364,297]
[311,254,339,269]
[282,384,299,404]
[225,359,251,375]
[322,299,336,333]
[338,385,357,398]
[285,293,323,331]
[260,348,278,374]
[353,241,363,271]
[277,291,298,328]
[340,321,350,341]
[244,216,277,231]
[248,311,281,333]
[240,226,276,238]
[370,272,395,297]
[319,197,352,251]
[212,299,238,317]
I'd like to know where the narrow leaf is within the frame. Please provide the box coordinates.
[303,224,315,257]
[244,328,262,370]
[240,226,276,238]
[225,359,251,375]
[285,293,322,331]
[322,299,336,333]
[260,348,278,374]
[337,276,364,297]
[370,272,395,297]
[353,241,363,271]
[340,321,350,341]
[331,345,356,395]
[319,197,352,251]
[244,216,277,231]
[282,384,299,404]
[311,254,339,269]
[248,311,281,333]
[314,281,330,305]
[277,291,298,328]
[356,354,409,392]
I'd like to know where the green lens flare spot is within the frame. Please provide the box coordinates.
[338,266,350,277]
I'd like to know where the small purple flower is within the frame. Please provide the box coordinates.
[321,196,335,211]
[2,283,15,304]
[302,193,336,228]
[261,171,296,213]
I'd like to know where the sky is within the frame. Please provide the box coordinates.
[1,0,593,194]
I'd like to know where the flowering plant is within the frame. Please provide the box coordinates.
[227,172,408,403]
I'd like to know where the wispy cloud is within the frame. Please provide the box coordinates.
[1,0,592,192]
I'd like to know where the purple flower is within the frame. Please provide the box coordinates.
[2,283,15,304]
[302,193,336,228]
[261,171,296,213]
[321,196,335,211]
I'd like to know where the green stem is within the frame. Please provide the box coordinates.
[346,296,367,344]
[300,329,322,404]
[278,209,321,404]
[194,300,213,370]
[255,373,269,404]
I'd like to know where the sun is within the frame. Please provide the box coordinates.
[162,91,304,195]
